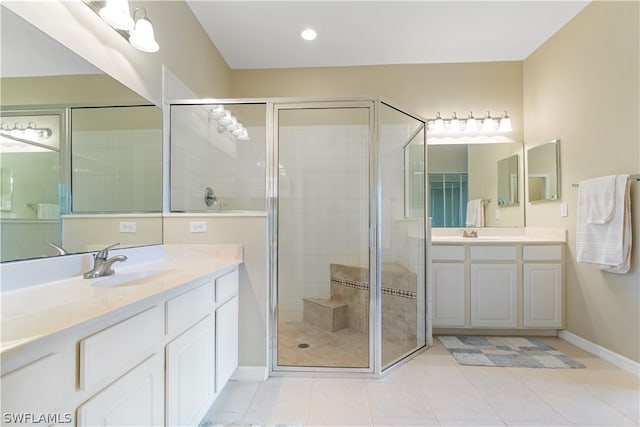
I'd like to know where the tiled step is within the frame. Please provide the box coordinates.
[302,298,348,332]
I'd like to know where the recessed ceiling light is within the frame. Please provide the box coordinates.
[300,28,317,41]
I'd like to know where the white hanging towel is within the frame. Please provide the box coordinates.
[36,203,59,220]
[465,199,485,227]
[576,174,631,274]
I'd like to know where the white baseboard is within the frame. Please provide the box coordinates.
[231,366,268,381]
[558,330,639,376]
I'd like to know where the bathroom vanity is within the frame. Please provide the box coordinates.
[431,229,566,334]
[0,245,242,427]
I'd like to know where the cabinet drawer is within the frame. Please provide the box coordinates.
[215,269,239,302]
[523,245,563,261]
[431,245,465,261]
[166,281,215,337]
[79,306,162,390]
[470,246,516,261]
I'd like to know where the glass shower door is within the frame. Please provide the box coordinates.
[275,104,372,370]
[378,102,427,369]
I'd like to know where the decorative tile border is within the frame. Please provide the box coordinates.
[331,277,416,299]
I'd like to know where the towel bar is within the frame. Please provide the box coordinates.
[571,174,640,187]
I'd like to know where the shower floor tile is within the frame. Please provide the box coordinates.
[277,321,369,368]
[276,321,418,368]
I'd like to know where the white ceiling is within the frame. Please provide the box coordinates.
[187,0,590,69]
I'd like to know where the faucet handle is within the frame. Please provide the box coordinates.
[95,243,120,259]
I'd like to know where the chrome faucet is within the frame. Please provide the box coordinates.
[83,243,128,279]
[462,229,478,238]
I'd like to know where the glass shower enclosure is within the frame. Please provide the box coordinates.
[169,98,428,376]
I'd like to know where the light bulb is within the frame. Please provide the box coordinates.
[449,112,461,132]
[129,13,159,53]
[482,111,495,132]
[465,112,477,132]
[433,112,444,133]
[499,110,512,132]
[301,28,317,41]
[99,0,134,31]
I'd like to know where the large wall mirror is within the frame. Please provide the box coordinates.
[0,6,162,262]
[527,139,560,203]
[426,142,524,227]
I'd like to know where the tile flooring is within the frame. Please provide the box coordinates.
[201,337,639,427]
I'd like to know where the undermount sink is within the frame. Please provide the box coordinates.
[90,270,173,288]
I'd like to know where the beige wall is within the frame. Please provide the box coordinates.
[3,1,232,104]
[231,61,524,143]
[524,1,640,362]
[62,215,162,253]
[1,75,147,106]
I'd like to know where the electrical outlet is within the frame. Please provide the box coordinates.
[495,209,501,220]
[560,202,568,217]
[119,221,137,233]
[190,221,208,233]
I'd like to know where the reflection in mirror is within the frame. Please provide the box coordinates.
[0,110,64,261]
[71,106,162,213]
[405,142,425,219]
[426,142,524,227]
[0,5,163,263]
[171,103,267,212]
[497,154,519,207]
[527,139,560,203]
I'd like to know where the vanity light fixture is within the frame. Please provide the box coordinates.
[427,110,513,134]
[84,0,159,53]
[209,105,250,141]
[1,121,52,141]
[301,28,317,41]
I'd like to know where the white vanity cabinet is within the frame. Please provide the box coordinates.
[470,246,518,328]
[431,246,466,327]
[0,262,241,427]
[431,242,564,332]
[523,246,564,328]
[164,269,239,427]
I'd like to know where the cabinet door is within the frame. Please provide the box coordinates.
[165,315,216,427]
[1,352,71,425]
[471,263,517,327]
[432,263,465,327]
[77,354,163,427]
[524,263,563,328]
[215,296,238,392]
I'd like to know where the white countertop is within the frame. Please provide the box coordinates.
[0,244,243,355]
[431,227,566,244]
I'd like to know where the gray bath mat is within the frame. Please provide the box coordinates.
[438,336,585,368]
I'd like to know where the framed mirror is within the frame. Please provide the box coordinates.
[497,153,519,207]
[0,6,162,262]
[427,142,524,227]
[527,139,560,203]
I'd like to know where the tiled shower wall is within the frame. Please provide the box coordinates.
[72,129,162,212]
[278,123,370,321]
[170,106,266,212]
